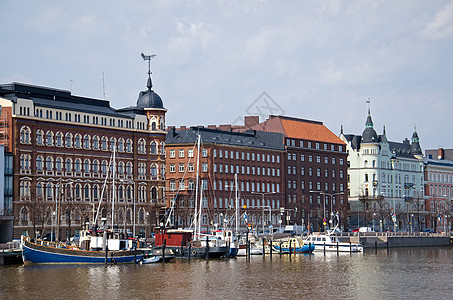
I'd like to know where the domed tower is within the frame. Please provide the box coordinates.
[410,126,423,159]
[361,108,378,143]
[138,53,167,132]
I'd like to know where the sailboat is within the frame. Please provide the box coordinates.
[154,134,228,258]
[21,147,143,264]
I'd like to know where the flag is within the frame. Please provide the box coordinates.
[438,215,441,222]
[243,212,247,223]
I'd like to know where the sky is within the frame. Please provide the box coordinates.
[2,0,453,150]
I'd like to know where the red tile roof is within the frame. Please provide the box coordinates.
[250,116,344,144]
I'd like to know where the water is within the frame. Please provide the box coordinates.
[1,247,452,299]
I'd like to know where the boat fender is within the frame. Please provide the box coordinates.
[111,258,116,265]
[175,248,180,255]
[192,249,197,256]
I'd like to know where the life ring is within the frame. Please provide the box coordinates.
[191,249,197,256]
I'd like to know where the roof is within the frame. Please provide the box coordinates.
[0,82,134,119]
[249,115,345,145]
[166,127,285,151]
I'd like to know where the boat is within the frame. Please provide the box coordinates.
[271,236,315,254]
[155,134,228,259]
[21,147,144,264]
[304,233,363,252]
[236,242,263,256]
[21,233,142,264]
[154,229,228,259]
[139,247,175,264]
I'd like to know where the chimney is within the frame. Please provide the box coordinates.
[438,148,445,160]
[218,124,232,131]
[207,125,217,129]
[244,116,259,128]
[179,126,186,130]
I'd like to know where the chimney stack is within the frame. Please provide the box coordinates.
[438,148,445,160]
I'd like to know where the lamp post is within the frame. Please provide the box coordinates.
[120,179,136,238]
[373,213,376,232]
[251,191,275,236]
[310,191,344,231]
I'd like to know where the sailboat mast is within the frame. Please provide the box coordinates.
[193,134,201,239]
[235,173,238,235]
[111,146,116,229]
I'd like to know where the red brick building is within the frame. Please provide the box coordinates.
[0,76,167,240]
[165,126,285,232]
[241,115,349,231]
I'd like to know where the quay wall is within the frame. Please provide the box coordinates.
[337,233,452,248]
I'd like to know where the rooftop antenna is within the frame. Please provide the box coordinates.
[102,72,106,100]
[69,79,74,93]
[141,52,156,89]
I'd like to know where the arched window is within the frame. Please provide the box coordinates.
[56,157,62,171]
[21,207,28,221]
[75,184,81,198]
[101,160,107,174]
[109,137,116,151]
[118,138,124,152]
[92,160,99,173]
[151,122,156,130]
[126,162,132,176]
[46,157,53,171]
[74,159,81,172]
[74,134,82,148]
[83,135,90,149]
[46,131,53,146]
[36,130,44,145]
[101,137,107,151]
[36,156,43,171]
[126,139,132,153]
[150,164,157,177]
[56,132,63,147]
[93,184,99,199]
[150,142,157,154]
[83,159,90,173]
[138,139,146,154]
[65,158,72,172]
[118,161,124,175]
[92,136,99,150]
[20,126,31,144]
[84,184,90,200]
[65,133,72,147]
[36,182,43,197]
[139,209,144,222]
[151,186,157,200]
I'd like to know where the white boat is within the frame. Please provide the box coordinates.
[304,233,363,252]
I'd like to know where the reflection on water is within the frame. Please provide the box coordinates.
[1,247,452,299]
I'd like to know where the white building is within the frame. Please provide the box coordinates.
[340,108,424,231]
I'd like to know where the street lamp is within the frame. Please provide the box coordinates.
[373,213,376,232]
[120,179,136,238]
[310,191,344,231]
[251,191,275,236]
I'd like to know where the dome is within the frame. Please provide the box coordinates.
[361,111,378,143]
[136,77,164,109]
[362,127,378,143]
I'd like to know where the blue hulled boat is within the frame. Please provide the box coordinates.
[21,235,142,265]
[272,237,315,254]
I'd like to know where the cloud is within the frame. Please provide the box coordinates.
[422,0,453,40]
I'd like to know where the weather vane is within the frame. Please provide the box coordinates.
[141,53,156,77]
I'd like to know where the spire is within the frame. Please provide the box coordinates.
[340,124,344,135]
[141,53,156,90]
[365,98,373,129]
[410,123,422,157]
[383,125,386,135]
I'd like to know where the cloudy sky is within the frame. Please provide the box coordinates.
[2,0,453,150]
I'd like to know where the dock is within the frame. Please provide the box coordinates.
[0,240,22,265]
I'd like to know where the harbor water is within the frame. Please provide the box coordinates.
[1,247,452,299]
